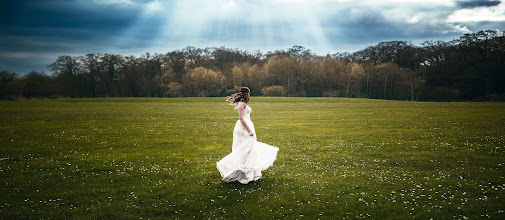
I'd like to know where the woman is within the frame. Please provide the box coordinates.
[216,87,279,184]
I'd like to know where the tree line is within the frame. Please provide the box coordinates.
[1,30,504,101]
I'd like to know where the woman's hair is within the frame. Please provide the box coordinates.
[227,87,250,106]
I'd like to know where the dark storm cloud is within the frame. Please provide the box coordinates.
[0,0,142,50]
[321,6,465,47]
[4,1,139,30]
[326,12,406,44]
[456,0,501,8]
[0,0,161,73]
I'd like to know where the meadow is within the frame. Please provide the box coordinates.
[0,97,504,219]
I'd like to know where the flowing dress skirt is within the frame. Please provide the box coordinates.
[216,119,278,184]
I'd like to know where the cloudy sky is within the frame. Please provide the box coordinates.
[1,0,504,74]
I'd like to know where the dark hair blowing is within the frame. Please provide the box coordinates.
[227,87,250,106]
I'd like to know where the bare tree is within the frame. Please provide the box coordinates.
[47,55,82,97]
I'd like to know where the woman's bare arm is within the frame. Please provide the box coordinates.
[237,102,254,136]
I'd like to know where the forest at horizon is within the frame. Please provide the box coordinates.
[1,29,504,101]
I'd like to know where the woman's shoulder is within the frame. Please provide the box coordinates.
[236,101,247,108]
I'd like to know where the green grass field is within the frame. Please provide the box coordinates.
[1,97,504,219]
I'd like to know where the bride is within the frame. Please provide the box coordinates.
[216,87,279,184]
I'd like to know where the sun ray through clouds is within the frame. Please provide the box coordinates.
[143,0,335,52]
[102,0,168,54]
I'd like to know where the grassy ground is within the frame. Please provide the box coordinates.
[0,97,504,219]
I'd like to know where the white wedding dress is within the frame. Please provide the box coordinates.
[216,104,279,184]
